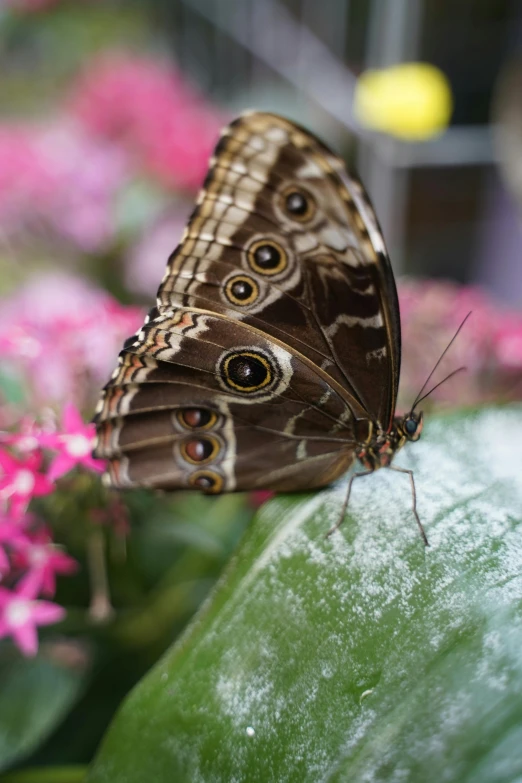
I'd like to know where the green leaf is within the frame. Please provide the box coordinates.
[86,407,522,783]
[0,368,26,406]
[0,644,89,773]
[0,765,86,783]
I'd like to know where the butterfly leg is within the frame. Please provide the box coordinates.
[389,466,429,546]
[325,471,372,538]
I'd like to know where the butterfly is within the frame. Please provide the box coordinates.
[93,111,428,543]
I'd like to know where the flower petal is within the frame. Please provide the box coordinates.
[47,452,74,482]
[81,454,106,473]
[0,546,9,573]
[18,569,44,599]
[31,599,65,625]
[13,622,38,657]
[62,402,84,433]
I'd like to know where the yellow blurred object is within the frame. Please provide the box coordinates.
[354,63,453,140]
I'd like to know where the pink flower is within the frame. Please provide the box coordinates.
[70,54,225,190]
[0,273,144,406]
[0,120,127,252]
[250,491,275,508]
[0,418,48,454]
[0,127,57,229]
[0,325,42,361]
[396,278,522,409]
[0,450,54,517]
[13,527,77,597]
[36,121,128,252]
[0,515,29,575]
[42,403,105,481]
[0,578,65,657]
[125,211,190,296]
[493,318,522,370]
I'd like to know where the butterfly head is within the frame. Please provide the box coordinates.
[399,411,424,442]
[356,411,423,472]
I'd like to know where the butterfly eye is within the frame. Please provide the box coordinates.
[224,274,259,306]
[219,350,274,393]
[403,414,423,440]
[181,436,219,465]
[177,408,217,430]
[281,187,316,222]
[248,239,288,275]
[189,470,223,493]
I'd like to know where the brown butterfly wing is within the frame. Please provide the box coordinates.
[94,112,400,491]
[94,308,357,491]
[157,112,400,431]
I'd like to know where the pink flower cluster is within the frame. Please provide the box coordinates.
[0,122,127,253]
[0,53,223,257]
[0,272,143,407]
[125,211,190,296]
[0,404,105,656]
[70,54,225,192]
[398,279,522,408]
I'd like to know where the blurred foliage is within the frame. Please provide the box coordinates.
[1,486,254,770]
[0,643,87,771]
[0,3,151,114]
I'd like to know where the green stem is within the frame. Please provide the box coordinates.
[87,529,114,623]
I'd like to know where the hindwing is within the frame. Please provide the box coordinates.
[94,308,358,491]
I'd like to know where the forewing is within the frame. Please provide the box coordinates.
[157,112,400,430]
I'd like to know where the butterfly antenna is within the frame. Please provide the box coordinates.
[410,312,472,413]
[411,366,467,409]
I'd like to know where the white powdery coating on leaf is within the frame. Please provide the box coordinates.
[156,408,522,783]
